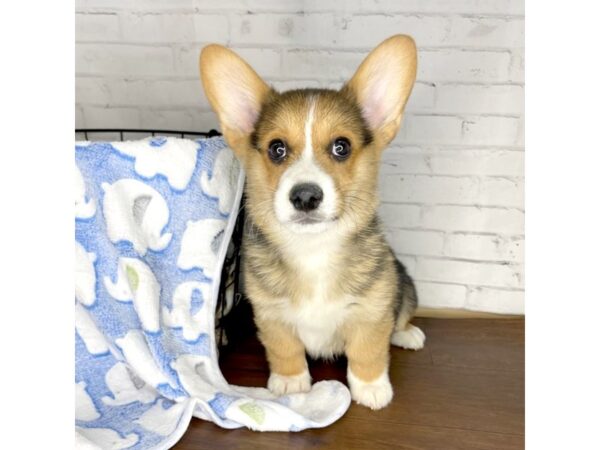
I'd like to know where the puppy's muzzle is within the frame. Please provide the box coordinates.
[289,183,323,212]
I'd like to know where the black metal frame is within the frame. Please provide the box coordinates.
[76,128,246,350]
[76,128,222,141]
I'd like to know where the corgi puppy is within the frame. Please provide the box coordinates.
[200,35,425,410]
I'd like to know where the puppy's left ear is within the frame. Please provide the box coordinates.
[343,35,417,145]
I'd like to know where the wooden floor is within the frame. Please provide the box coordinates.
[175,318,524,450]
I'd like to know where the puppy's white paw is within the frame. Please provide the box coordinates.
[267,370,311,395]
[347,368,393,410]
[391,324,426,350]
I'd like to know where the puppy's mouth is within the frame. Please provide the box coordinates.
[284,212,338,231]
[293,215,327,225]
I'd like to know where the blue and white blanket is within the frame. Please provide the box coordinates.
[75,136,351,450]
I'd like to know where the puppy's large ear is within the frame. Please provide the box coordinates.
[343,35,417,145]
[200,45,271,157]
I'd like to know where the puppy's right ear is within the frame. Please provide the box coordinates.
[200,45,271,158]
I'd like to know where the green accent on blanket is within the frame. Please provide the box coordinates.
[239,402,265,424]
[126,266,139,292]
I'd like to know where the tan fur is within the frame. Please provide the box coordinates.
[254,316,308,377]
[200,35,423,409]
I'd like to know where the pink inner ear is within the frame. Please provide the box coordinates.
[236,96,259,134]
[361,71,392,130]
[222,85,261,134]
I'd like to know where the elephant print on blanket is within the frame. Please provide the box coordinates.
[75,137,351,450]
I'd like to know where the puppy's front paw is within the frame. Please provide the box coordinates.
[391,324,426,350]
[347,368,393,410]
[267,369,311,395]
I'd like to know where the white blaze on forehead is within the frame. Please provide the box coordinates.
[273,95,339,233]
[303,98,316,160]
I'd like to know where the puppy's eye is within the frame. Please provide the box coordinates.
[267,139,287,163]
[331,137,351,161]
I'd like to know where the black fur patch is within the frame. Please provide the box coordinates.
[393,258,418,320]
[339,215,389,296]
[250,130,260,150]
[242,220,289,297]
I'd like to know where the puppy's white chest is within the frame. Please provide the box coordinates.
[278,234,350,357]
[280,286,350,358]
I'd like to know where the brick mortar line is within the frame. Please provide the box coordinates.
[76,76,523,85]
[75,74,524,87]
[75,41,520,54]
[384,226,524,237]
[78,102,214,110]
[75,74,522,85]
[385,147,525,152]
[231,44,521,53]
[434,81,525,87]
[385,230,524,239]
[380,201,525,211]
[380,202,524,210]
[381,177,524,185]
[390,146,525,153]
[387,145,525,151]
[403,254,524,266]
[409,112,521,118]
[382,174,524,180]
[75,11,119,16]
[75,8,524,19]
[412,279,524,290]
[384,203,525,209]
[404,278,525,293]
[381,173,524,181]
[412,112,523,118]
[409,254,523,266]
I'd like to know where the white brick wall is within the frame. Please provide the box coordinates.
[75,0,524,314]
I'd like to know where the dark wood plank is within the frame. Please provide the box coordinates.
[421,318,524,371]
[344,362,524,435]
[175,318,524,449]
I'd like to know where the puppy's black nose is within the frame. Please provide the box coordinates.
[289,183,323,212]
